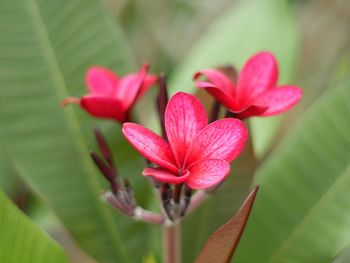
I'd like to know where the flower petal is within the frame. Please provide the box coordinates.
[186,159,230,189]
[122,123,178,173]
[186,118,247,165]
[237,52,278,102]
[195,80,240,111]
[80,95,126,122]
[142,167,189,184]
[255,85,303,116]
[194,69,236,96]
[231,105,268,119]
[115,64,149,110]
[86,67,119,95]
[165,92,208,167]
[135,74,158,101]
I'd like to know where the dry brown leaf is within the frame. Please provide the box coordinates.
[195,186,259,263]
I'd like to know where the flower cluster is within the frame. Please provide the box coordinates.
[63,51,302,221]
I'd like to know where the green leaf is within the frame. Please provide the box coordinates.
[233,77,350,262]
[0,189,69,263]
[170,0,299,157]
[0,0,151,262]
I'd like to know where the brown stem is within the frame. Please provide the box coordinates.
[161,184,173,220]
[180,185,192,217]
[173,184,183,204]
[225,110,234,118]
[163,223,181,263]
[209,100,221,123]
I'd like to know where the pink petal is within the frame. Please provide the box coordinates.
[194,69,236,96]
[185,118,247,165]
[231,105,268,119]
[80,95,126,122]
[115,64,149,110]
[142,167,189,184]
[195,80,240,111]
[255,85,303,116]
[86,67,119,95]
[186,159,230,189]
[122,123,178,173]
[165,92,208,167]
[237,52,278,103]
[135,74,158,101]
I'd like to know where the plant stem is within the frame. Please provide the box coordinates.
[163,223,181,263]
[102,192,165,224]
[209,100,221,123]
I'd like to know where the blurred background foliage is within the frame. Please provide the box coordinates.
[0,0,349,262]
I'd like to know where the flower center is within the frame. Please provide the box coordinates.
[177,169,190,178]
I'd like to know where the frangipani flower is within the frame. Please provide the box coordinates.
[194,52,303,119]
[122,92,247,189]
[62,64,157,122]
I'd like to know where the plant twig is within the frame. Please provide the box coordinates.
[161,184,174,220]
[180,185,192,216]
[102,192,165,225]
[210,100,221,123]
[163,223,181,263]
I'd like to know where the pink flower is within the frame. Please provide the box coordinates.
[194,52,303,119]
[62,64,157,122]
[122,92,247,189]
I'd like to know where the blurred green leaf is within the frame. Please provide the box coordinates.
[0,189,69,263]
[143,253,157,263]
[334,53,350,83]
[0,142,20,196]
[170,0,299,157]
[332,246,350,263]
[0,0,153,262]
[234,77,350,262]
